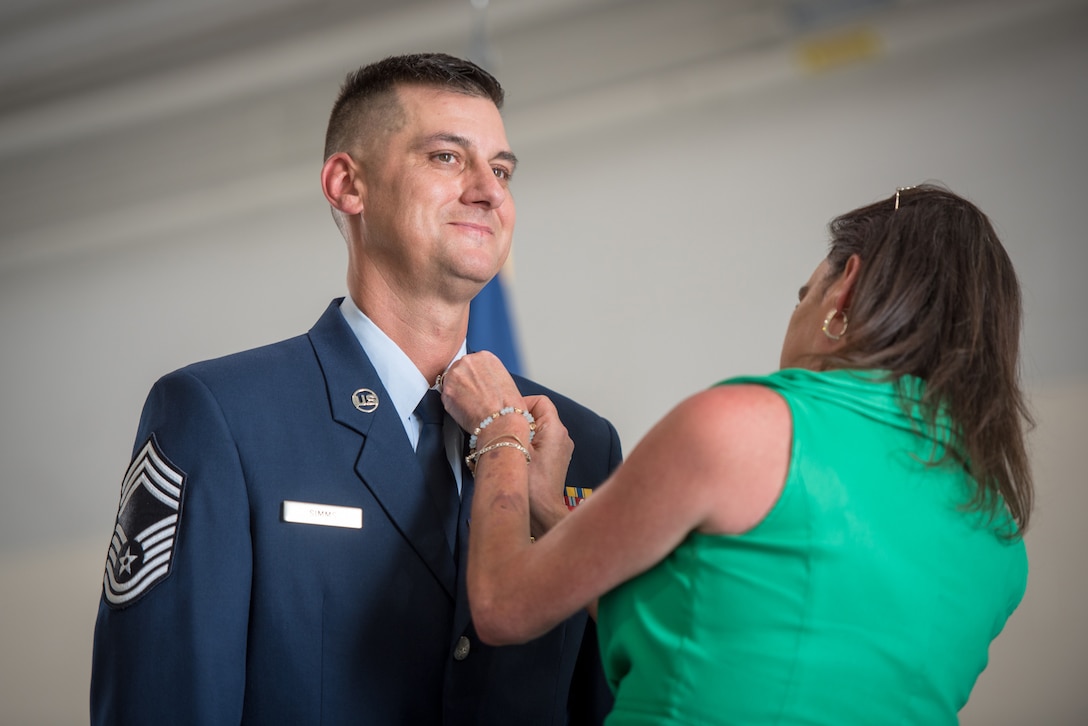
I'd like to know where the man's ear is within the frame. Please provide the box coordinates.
[320,152,364,215]
[830,254,862,313]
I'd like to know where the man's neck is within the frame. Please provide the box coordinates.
[348,289,469,386]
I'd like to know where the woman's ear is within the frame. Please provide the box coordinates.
[320,152,364,215]
[830,254,862,313]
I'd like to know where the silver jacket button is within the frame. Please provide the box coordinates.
[453,635,471,661]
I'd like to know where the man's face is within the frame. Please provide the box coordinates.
[357,84,517,303]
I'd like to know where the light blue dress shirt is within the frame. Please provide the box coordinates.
[340,295,466,493]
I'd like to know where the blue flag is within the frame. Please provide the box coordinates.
[468,273,523,376]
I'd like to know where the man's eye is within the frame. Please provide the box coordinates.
[492,167,511,181]
[435,152,457,163]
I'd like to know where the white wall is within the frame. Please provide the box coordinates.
[1,2,1086,723]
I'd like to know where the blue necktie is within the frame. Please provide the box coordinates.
[415,390,459,554]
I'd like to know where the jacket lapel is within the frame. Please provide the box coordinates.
[308,300,457,598]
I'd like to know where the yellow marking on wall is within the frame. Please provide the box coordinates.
[796,26,883,73]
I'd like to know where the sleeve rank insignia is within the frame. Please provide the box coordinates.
[102,435,186,608]
[564,486,593,510]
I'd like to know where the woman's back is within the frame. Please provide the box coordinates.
[597,368,1027,725]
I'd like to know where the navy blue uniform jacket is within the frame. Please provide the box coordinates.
[91,300,622,725]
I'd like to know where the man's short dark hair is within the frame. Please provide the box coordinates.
[324,52,505,161]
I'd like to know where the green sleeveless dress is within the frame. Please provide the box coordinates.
[596,369,1027,725]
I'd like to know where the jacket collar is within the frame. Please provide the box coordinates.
[308,299,457,597]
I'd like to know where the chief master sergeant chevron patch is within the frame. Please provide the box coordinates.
[102,435,186,608]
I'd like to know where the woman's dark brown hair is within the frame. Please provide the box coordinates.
[819,183,1033,534]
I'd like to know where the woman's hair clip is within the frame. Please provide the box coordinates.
[894,185,916,210]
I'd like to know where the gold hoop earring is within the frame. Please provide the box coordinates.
[822,310,848,341]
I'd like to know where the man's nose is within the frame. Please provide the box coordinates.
[463,164,507,209]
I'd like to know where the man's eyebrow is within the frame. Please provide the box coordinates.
[493,150,518,170]
[420,133,518,170]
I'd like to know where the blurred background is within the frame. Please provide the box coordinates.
[1,0,1085,722]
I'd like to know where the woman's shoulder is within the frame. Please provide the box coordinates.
[655,384,792,534]
[634,382,791,481]
[676,379,790,430]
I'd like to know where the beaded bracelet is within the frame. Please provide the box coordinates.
[466,439,531,473]
[467,406,536,450]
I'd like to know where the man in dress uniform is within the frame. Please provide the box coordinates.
[90,52,621,725]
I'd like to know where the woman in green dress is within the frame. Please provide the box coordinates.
[440,184,1032,725]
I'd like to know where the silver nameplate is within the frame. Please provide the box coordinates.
[282,500,363,529]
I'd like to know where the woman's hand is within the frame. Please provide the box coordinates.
[441,353,573,536]
[523,394,574,537]
[440,352,526,435]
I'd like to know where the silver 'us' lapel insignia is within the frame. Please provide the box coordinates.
[103,435,185,608]
[352,388,379,413]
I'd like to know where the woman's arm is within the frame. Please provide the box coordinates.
[442,353,791,645]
